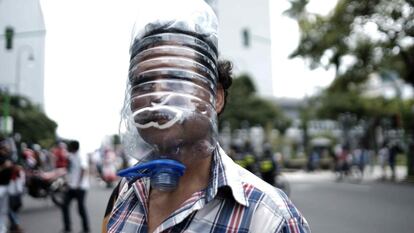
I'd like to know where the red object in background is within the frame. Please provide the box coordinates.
[52,144,68,168]
[102,148,117,182]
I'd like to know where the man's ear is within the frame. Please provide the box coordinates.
[215,85,225,114]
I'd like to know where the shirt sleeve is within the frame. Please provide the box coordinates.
[271,189,311,233]
[102,180,123,233]
[80,153,89,169]
[280,216,311,233]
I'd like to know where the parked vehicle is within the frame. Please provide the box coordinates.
[25,168,67,207]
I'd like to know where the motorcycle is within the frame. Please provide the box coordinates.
[25,168,67,207]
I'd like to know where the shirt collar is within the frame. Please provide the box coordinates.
[207,145,249,207]
[132,145,249,207]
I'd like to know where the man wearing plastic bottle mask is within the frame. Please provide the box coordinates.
[103,0,310,232]
[128,33,222,166]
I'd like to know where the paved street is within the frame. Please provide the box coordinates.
[290,180,414,233]
[286,166,414,233]
[20,180,112,233]
[18,168,414,233]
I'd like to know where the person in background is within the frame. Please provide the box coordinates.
[52,142,68,169]
[243,141,257,174]
[378,143,389,180]
[0,136,14,233]
[7,163,24,233]
[0,136,24,232]
[101,147,117,188]
[259,143,277,186]
[388,142,401,181]
[61,140,90,233]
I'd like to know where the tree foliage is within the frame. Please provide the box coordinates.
[312,90,409,120]
[286,0,414,88]
[0,93,57,148]
[219,74,291,133]
[286,0,414,134]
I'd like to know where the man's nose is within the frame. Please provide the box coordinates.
[150,93,169,106]
[153,83,164,92]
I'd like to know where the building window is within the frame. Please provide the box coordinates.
[242,28,250,48]
[5,27,14,50]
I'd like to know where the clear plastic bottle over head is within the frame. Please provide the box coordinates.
[118,0,219,191]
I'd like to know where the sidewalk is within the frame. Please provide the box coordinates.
[283,165,408,183]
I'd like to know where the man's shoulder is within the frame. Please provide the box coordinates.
[236,166,293,218]
[218,148,298,221]
[232,166,310,232]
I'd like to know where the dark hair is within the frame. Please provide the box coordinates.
[67,140,80,153]
[135,22,218,56]
[217,59,233,113]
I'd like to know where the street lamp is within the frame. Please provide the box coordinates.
[15,45,35,94]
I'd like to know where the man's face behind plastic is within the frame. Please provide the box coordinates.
[130,79,216,157]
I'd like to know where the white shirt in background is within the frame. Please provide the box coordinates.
[67,152,90,189]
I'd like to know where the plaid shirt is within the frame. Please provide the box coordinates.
[104,146,310,233]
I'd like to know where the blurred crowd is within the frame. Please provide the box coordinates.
[0,134,130,233]
[225,135,405,187]
[227,141,290,195]
[308,141,404,182]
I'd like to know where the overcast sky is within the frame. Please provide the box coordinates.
[39,0,337,153]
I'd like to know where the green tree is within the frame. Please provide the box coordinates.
[1,93,57,148]
[219,74,291,134]
[286,0,414,86]
[286,0,414,177]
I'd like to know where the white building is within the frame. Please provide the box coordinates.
[0,0,46,109]
[206,0,273,97]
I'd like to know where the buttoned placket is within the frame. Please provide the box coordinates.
[153,190,207,233]
[132,178,210,233]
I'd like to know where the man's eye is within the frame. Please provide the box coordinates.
[138,83,159,93]
[196,102,207,112]
[142,84,154,92]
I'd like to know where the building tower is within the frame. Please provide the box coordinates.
[205,0,273,97]
[0,0,46,109]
